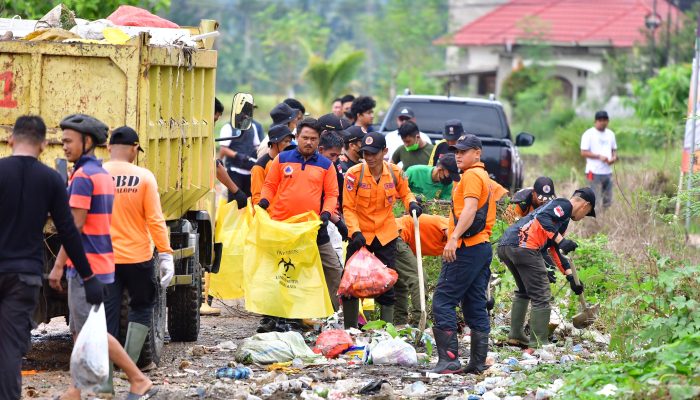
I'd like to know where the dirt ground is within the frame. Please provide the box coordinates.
[22,300,480,400]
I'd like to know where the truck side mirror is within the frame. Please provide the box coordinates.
[515,132,535,147]
[231,93,254,131]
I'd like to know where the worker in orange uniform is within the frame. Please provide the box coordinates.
[394,213,448,326]
[250,124,295,206]
[103,126,174,378]
[503,176,556,224]
[258,117,340,332]
[342,132,422,328]
[430,134,497,375]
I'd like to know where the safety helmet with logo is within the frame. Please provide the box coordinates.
[60,114,109,155]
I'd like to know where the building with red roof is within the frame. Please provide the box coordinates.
[435,0,680,104]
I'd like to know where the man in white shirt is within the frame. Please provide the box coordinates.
[580,111,617,209]
[384,107,432,162]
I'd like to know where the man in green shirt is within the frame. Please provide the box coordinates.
[405,153,460,200]
[391,121,434,171]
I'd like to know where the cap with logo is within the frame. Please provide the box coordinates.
[573,187,597,217]
[397,107,415,120]
[594,110,609,120]
[449,134,482,151]
[318,113,349,132]
[359,132,386,154]
[109,126,143,152]
[270,103,297,125]
[533,176,556,202]
[343,125,365,145]
[443,119,464,141]
[437,153,461,182]
[268,124,294,144]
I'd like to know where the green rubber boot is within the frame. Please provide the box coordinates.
[529,307,551,348]
[507,297,530,347]
[124,322,150,363]
[97,363,114,394]
[343,298,359,329]
[380,304,394,324]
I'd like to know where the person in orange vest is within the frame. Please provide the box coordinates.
[503,176,556,224]
[342,132,422,328]
[258,117,341,332]
[430,134,497,375]
[250,124,295,206]
[394,214,448,325]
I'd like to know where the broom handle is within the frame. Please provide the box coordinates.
[412,210,427,336]
[568,259,587,308]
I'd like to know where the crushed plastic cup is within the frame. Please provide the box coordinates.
[505,357,519,366]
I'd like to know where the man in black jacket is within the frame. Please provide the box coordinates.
[0,116,104,400]
[218,107,263,198]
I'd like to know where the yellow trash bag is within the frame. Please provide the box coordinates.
[244,206,334,319]
[210,200,252,299]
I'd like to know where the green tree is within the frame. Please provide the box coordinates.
[304,45,365,106]
[1,0,169,20]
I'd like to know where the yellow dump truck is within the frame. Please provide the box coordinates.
[0,20,251,367]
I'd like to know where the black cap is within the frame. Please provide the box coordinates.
[283,98,305,115]
[594,110,609,120]
[270,103,296,125]
[573,187,597,217]
[343,125,365,144]
[268,124,294,144]
[449,134,482,151]
[318,113,349,131]
[443,119,464,141]
[397,107,415,119]
[533,176,556,202]
[109,126,143,152]
[436,153,461,182]
[360,132,386,154]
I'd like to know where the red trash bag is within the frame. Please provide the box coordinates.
[107,5,179,28]
[313,329,353,358]
[337,247,398,298]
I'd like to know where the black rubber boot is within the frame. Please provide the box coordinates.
[379,304,394,324]
[343,297,359,329]
[429,327,462,374]
[463,330,489,374]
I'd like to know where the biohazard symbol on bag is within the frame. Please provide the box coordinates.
[244,206,334,318]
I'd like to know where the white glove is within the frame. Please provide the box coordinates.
[158,253,175,288]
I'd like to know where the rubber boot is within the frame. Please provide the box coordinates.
[463,330,489,374]
[429,327,462,374]
[507,297,530,347]
[200,272,221,316]
[97,363,114,394]
[529,307,551,348]
[379,304,394,324]
[343,297,359,329]
[124,322,150,363]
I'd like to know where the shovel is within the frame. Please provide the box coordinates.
[412,210,427,337]
[569,260,599,329]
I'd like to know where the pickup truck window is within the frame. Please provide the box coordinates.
[383,101,506,139]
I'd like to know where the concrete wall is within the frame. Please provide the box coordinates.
[445,0,509,70]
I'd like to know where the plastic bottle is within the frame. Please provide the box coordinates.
[215,366,252,379]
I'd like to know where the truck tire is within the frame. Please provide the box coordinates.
[167,255,201,342]
[117,265,165,368]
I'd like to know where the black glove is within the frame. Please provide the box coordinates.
[566,274,584,295]
[83,277,105,305]
[258,198,270,210]
[409,201,422,218]
[335,219,349,240]
[351,232,366,249]
[546,267,557,284]
[320,211,331,226]
[558,238,578,254]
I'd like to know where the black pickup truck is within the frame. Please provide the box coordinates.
[378,95,534,191]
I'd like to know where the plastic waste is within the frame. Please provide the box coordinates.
[215,367,252,379]
[216,340,237,351]
[359,379,389,395]
[342,345,369,364]
[370,338,418,366]
[69,304,109,391]
[107,5,179,28]
[235,331,322,364]
[402,381,427,397]
[535,388,555,400]
[337,247,398,298]
[313,329,353,358]
[482,391,501,400]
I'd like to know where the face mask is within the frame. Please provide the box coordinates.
[404,142,419,152]
[440,176,453,185]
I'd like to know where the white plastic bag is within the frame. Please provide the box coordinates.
[370,338,418,366]
[234,331,322,364]
[70,304,109,390]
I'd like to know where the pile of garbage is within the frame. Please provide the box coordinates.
[0,4,216,47]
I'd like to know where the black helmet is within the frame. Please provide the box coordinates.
[60,114,109,146]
